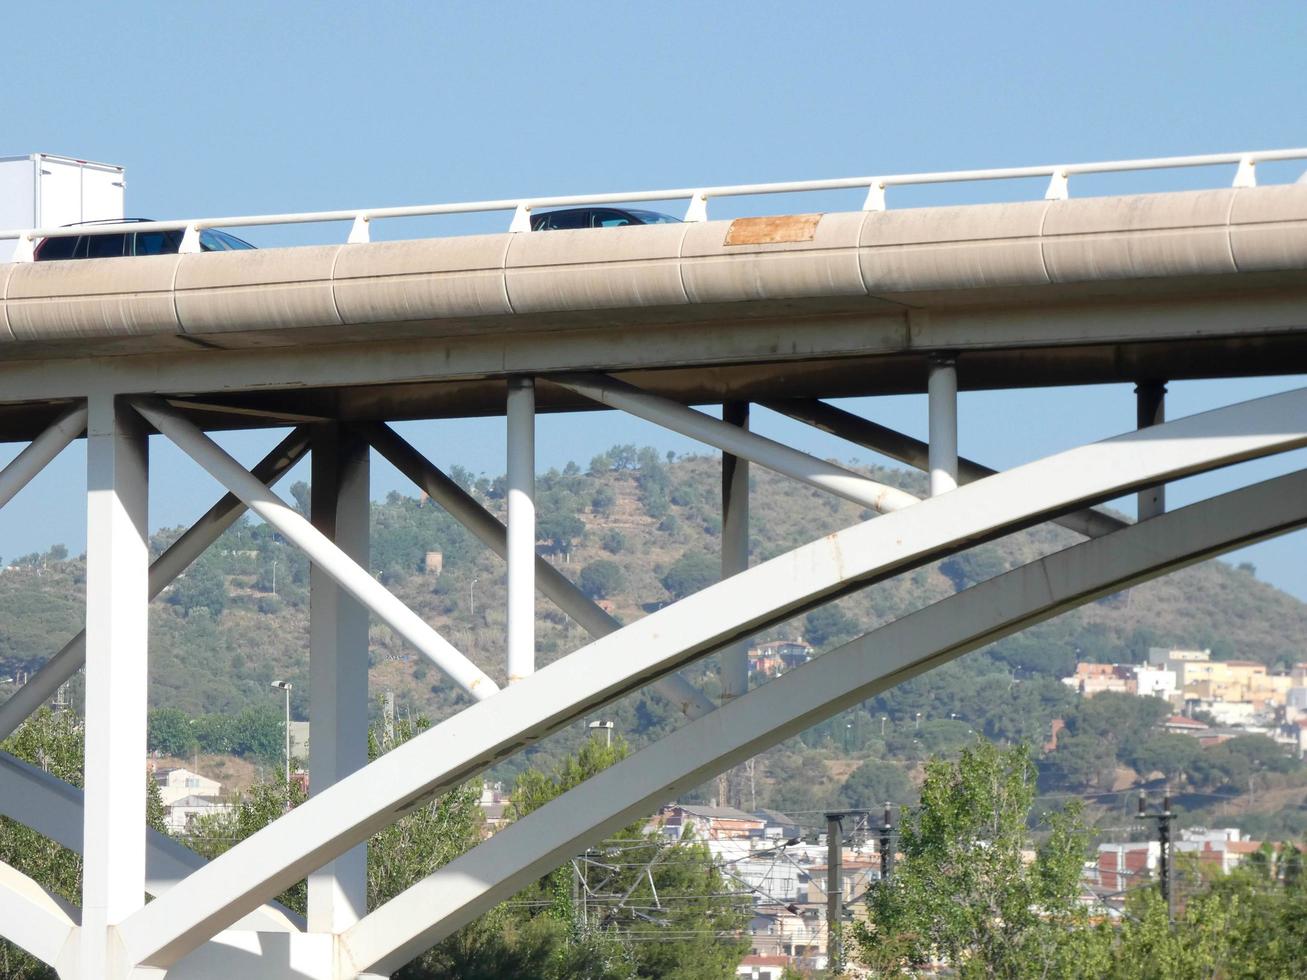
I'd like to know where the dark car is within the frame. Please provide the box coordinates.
[529,207,681,231]
[33,218,256,260]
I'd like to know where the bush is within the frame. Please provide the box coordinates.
[579,560,624,599]
[660,551,718,600]
[601,529,628,554]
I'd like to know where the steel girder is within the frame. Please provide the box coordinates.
[114,386,1307,971]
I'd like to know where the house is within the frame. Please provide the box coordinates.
[656,804,766,841]
[164,794,233,835]
[1063,662,1137,697]
[1161,714,1209,737]
[153,767,221,807]
[736,953,792,980]
[748,640,814,678]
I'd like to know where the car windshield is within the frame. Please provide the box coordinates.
[200,229,256,251]
[626,209,681,224]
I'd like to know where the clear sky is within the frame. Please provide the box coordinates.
[2,2,1306,597]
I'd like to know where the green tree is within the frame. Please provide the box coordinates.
[803,605,857,649]
[148,707,198,758]
[510,735,748,980]
[591,485,618,516]
[837,760,916,810]
[579,560,624,600]
[659,551,718,600]
[167,558,227,617]
[852,739,1092,978]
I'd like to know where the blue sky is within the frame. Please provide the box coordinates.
[2,2,1306,597]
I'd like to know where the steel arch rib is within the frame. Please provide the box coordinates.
[0,861,78,969]
[341,465,1307,975]
[119,387,1307,970]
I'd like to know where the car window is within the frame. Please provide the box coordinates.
[35,236,77,260]
[86,233,127,259]
[627,209,682,224]
[532,209,589,231]
[133,230,185,255]
[591,209,635,228]
[202,229,256,251]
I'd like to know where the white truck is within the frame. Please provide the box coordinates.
[0,153,125,262]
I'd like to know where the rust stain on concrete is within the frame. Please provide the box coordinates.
[725,213,822,246]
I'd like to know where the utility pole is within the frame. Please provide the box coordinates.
[880,802,896,885]
[1139,788,1176,924]
[826,811,845,974]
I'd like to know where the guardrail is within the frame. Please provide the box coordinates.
[3,147,1306,262]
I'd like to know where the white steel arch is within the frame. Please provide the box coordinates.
[114,386,1307,971]
[340,465,1307,975]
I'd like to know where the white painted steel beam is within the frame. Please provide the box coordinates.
[0,862,77,970]
[342,465,1307,973]
[762,398,1127,538]
[359,422,716,719]
[552,374,919,514]
[0,403,86,511]
[82,393,149,979]
[0,427,310,741]
[308,425,370,934]
[928,355,958,496]
[0,751,303,931]
[132,398,497,702]
[720,401,750,704]
[506,378,536,684]
[118,387,1307,970]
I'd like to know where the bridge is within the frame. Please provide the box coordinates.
[1,148,1306,977]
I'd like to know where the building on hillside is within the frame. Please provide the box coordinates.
[1162,714,1210,737]
[736,953,795,980]
[1134,665,1179,701]
[745,908,826,969]
[164,794,233,835]
[153,766,221,807]
[655,804,767,841]
[479,781,510,835]
[423,551,444,575]
[1062,662,1137,697]
[1091,828,1263,902]
[748,640,814,678]
[754,808,804,840]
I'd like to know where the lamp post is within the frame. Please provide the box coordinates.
[469,578,479,621]
[588,719,614,747]
[270,680,292,789]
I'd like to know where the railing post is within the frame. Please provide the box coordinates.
[507,378,536,684]
[1136,380,1168,519]
[721,402,750,704]
[928,354,958,497]
[308,423,370,933]
[82,394,149,979]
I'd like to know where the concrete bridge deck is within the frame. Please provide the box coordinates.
[0,184,1305,438]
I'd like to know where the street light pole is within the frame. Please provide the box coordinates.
[271,681,292,791]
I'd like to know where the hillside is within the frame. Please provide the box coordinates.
[2,446,1305,832]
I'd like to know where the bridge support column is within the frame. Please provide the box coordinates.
[720,402,750,704]
[928,354,958,496]
[1136,381,1168,519]
[507,378,536,684]
[82,394,149,979]
[308,424,371,934]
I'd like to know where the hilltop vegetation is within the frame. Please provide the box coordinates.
[2,446,1305,830]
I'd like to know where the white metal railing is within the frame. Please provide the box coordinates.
[2,147,1306,263]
